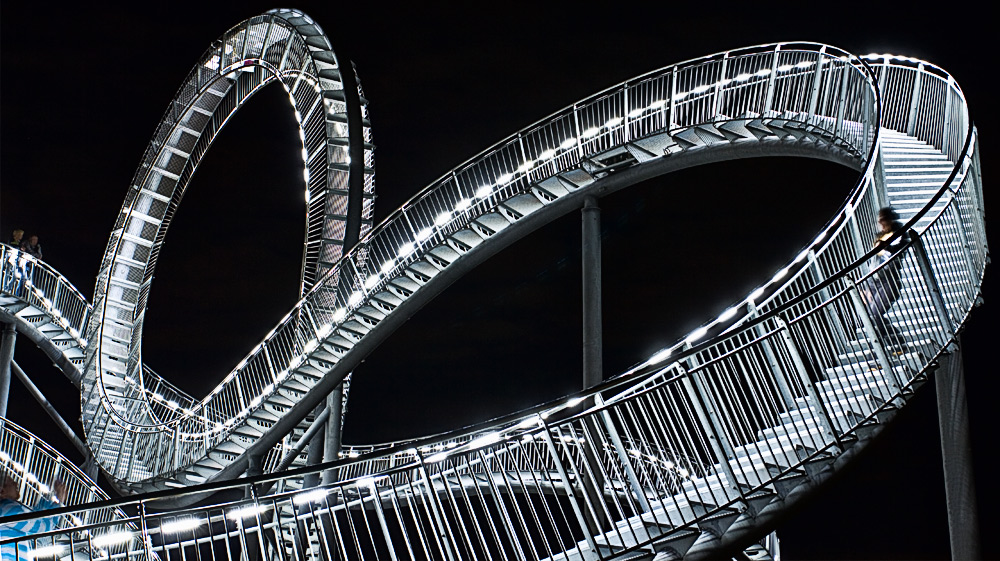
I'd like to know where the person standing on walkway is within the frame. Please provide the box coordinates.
[863,206,910,351]
[19,235,42,260]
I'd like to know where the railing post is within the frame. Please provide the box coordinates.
[678,355,741,497]
[138,501,154,558]
[712,52,729,120]
[539,416,600,556]
[573,103,585,161]
[415,452,459,561]
[944,198,980,290]
[807,47,827,120]
[669,68,678,131]
[845,202,867,260]
[596,394,652,514]
[906,64,925,137]
[909,232,956,345]
[846,279,905,394]
[941,77,954,154]
[877,56,889,98]
[362,479,400,561]
[863,77,873,157]
[873,150,889,210]
[171,429,180,471]
[775,317,841,451]
[51,282,61,314]
[807,249,852,352]
[747,302,796,410]
[834,58,850,139]
[622,83,631,143]
[763,45,781,113]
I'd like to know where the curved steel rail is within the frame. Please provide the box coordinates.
[0,30,986,560]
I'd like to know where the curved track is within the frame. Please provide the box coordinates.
[0,13,986,561]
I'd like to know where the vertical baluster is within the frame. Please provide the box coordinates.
[539,416,599,556]
[763,45,781,113]
[906,64,925,137]
[910,233,956,344]
[596,394,652,514]
[776,317,841,451]
[846,279,905,395]
[678,353,741,498]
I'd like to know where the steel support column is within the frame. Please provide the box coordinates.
[303,403,325,491]
[321,386,344,485]
[582,195,602,390]
[0,322,14,418]
[935,344,981,561]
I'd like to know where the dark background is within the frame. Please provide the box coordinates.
[1,2,995,559]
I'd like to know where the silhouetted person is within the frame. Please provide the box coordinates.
[863,207,909,352]
[19,235,42,260]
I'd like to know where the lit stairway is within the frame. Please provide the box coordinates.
[534,134,964,560]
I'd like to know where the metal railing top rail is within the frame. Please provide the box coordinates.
[342,42,870,241]
[5,145,980,537]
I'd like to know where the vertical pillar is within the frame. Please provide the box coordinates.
[321,386,344,484]
[0,323,15,418]
[935,345,981,561]
[303,403,325,491]
[582,196,602,390]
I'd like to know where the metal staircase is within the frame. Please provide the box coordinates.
[0,17,986,561]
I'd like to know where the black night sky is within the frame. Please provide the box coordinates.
[1,2,996,559]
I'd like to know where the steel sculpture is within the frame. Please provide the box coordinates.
[0,9,986,560]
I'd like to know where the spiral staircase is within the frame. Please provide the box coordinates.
[0,9,987,561]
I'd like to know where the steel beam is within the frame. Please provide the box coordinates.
[934,345,981,560]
